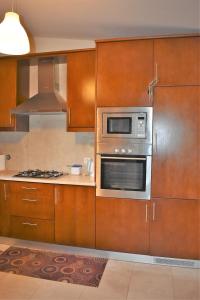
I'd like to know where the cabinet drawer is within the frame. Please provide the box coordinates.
[9,195,54,219]
[9,182,54,199]
[10,216,54,242]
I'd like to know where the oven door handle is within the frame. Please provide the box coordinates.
[101,156,146,161]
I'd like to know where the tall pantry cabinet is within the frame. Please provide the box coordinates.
[151,37,200,259]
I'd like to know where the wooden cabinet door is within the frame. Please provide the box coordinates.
[0,181,10,236]
[96,197,149,254]
[67,50,95,131]
[96,40,154,107]
[152,86,199,199]
[150,198,199,259]
[0,58,17,128]
[55,185,95,248]
[154,37,199,86]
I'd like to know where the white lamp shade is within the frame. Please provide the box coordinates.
[0,12,30,55]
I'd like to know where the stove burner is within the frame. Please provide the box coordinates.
[14,169,63,179]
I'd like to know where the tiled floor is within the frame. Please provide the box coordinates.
[0,243,199,300]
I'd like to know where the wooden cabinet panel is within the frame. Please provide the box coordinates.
[0,58,17,128]
[154,37,199,86]
[150,198,199,259]
[9,190,54,220]
[152,86,199,199]
[0,181,9,236]
[10,216,54,242]
[96,39,154,107]
[9,181,54,199]
[67,50,95,131]
[96,197,149,254]
[55,185,95,248]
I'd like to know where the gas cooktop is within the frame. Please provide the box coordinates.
[14,169,64,179]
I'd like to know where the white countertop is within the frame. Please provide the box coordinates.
[0,170,96,187]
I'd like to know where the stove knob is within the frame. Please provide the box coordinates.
[128,149,133,154]
[114,148,119,153]
[121,148,126,153]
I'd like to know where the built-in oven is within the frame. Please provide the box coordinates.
[96,106,153,200]
[96,154,152,200]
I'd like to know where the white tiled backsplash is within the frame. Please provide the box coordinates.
[0,115,94,172]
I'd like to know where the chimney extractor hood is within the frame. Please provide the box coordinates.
[11,57,67,115]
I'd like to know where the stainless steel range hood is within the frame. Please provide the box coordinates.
[11,57,67,115]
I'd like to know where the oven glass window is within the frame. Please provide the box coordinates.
[107,117,132,134]
[101,157,146,191]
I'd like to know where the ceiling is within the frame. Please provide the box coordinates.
[0,0,199,40]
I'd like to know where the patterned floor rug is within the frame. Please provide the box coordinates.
[0,246,107,287]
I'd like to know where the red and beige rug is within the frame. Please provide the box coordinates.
[0,246,107,287]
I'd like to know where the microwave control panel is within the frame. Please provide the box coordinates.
[134,113,147,138]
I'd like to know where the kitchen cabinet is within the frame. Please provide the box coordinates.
[8,181,55,242]
[150,198,199,259]
[0,181,9,236]
[0,57,29,131]
[67,50,96,131]
[55,185,95,248]
[96,39,154,107]
[152,86,199,199]
[96,197,150,254]
[0,58,17,129]
[154,36,199,86]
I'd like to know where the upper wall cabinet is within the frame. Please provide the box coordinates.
[96,40,154,107]
[154,37,199,86]
[0,58,17,129]
[67,50,96,131]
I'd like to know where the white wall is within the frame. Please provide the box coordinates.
[34,37,95,52]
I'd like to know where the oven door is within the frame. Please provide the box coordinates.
[96,154,151,200]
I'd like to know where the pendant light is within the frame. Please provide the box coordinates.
[0,8,30,55]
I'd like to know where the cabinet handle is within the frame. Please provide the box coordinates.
[152,202,156,221]
[22,186,37,190]
[3,183,7,200]
[22,198,38,202]
[68,108,71,125]
[54,187,60,205]
[145,203,148,223]
[148,63,159,103]
[154,131,158,154]
[22,222,38,227]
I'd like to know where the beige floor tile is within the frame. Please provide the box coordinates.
[0,273,42,300]
[29,279,85,300]
[172,266,199,300]
[0,243,10,252]
[127,263,173,300]
[79,260,134,300]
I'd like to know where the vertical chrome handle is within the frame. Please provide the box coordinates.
[68,108,71,125]
[3,183,7,200]
[155,63,158,83]
[54,187,60,205]
[154,131,158,154]
[152,202,156,221]
[145,203,148,223]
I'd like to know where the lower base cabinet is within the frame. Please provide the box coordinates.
[96,197,150,254]
[0,181,9,236]
[55,185,95,248]
[150,198,199,259]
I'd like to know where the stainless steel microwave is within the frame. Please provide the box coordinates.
[97,107,153,145]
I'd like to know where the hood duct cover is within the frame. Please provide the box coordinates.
[11,57,67,115]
